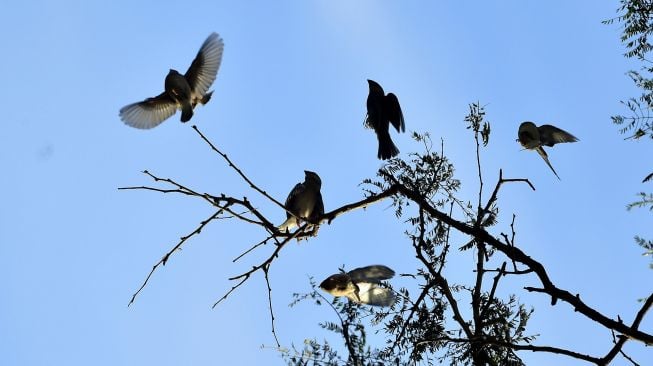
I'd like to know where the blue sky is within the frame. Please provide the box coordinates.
[1,1,651,365]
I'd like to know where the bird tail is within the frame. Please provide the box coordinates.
[536,147,561,180]
[200,91,213,105]
[180,101,194,122]
[278,217,298,232]
[377,132,399,160]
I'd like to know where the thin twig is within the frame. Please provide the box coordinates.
[192,125,287,211]
[263,264,281,347]
[480,262,507,320]
[128,210,222,306]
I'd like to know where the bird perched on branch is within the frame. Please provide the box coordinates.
[319,265,396,307]
[278,170,324,232]
[517,121,578,180]
[365,79,405,160]
[119,32,224,129]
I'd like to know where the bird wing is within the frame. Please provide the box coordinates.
[309,192,324,222]
[119,92,177,129]
[185,32,224,97]
[643,172,653,183]
[538,125,578,147]
[535,147,561,180]
[384,93,405,132]
[348,265,395,283]
[284,182,305,218]
[346,283,396,307]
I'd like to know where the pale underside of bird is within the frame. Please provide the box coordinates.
[119,32,224,129]
[319,265,396,307]
[365,79,405,160]
[278,170,324,232]
[517,121,578,180]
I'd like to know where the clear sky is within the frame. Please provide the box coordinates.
[1,1,651,365]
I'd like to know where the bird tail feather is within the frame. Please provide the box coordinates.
[536,147,561,180]
[278,217,297,232]
[378,133,399,160]
[180,101,194,122]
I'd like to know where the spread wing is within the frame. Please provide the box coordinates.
[119,92,177,129]
[348,265,395,283]
[384,93,405,133]
[538,124,578,147]
[185,32,224,97]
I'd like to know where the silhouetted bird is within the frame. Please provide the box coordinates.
[365,79,405,160]
[278,170,324,232]
[517,121,578,180]
[120,32,224,129]
[320,265,396,307]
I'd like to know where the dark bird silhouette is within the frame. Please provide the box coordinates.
[365,79,405,160]
[119,32,224,129]
[320,265,396,307]
[643,172,653,183]
[278,170,324,232]
[517,121,578,180]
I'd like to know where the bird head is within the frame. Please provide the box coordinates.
[319,273,356,297]
[303,170,322,188]
[517,121,540,149]
[367,79,384,95]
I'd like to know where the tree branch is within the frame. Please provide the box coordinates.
[128,210,222,306]
[390,180,653,345]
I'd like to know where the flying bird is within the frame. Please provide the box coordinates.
[365,79,405,160]
[119,32,224,129]
[319,265,396,307]
[517,121,578,180]
[278,170,324,232]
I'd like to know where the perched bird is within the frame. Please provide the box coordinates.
[119,32,224,129]
[517,121,578,180]
[365,79,405,160]
[319,265,396,307]
[278,170,324,232]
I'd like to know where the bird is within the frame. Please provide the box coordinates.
[119,32,224,129]
[365,79,405,160]
[517,121,578,180]
[319,265,396,307]
[278,170,324,232]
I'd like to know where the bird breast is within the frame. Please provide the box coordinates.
[164,70,192,102]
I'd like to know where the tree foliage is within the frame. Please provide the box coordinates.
[604,0,653,267]
[122,103,652,365]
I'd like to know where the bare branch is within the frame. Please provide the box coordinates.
[263,264,281,347]
[480,262,507,320]
[600,293,653,364]
[391,180,653,345]
[128,210,222,306]
[192,125,288,211]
